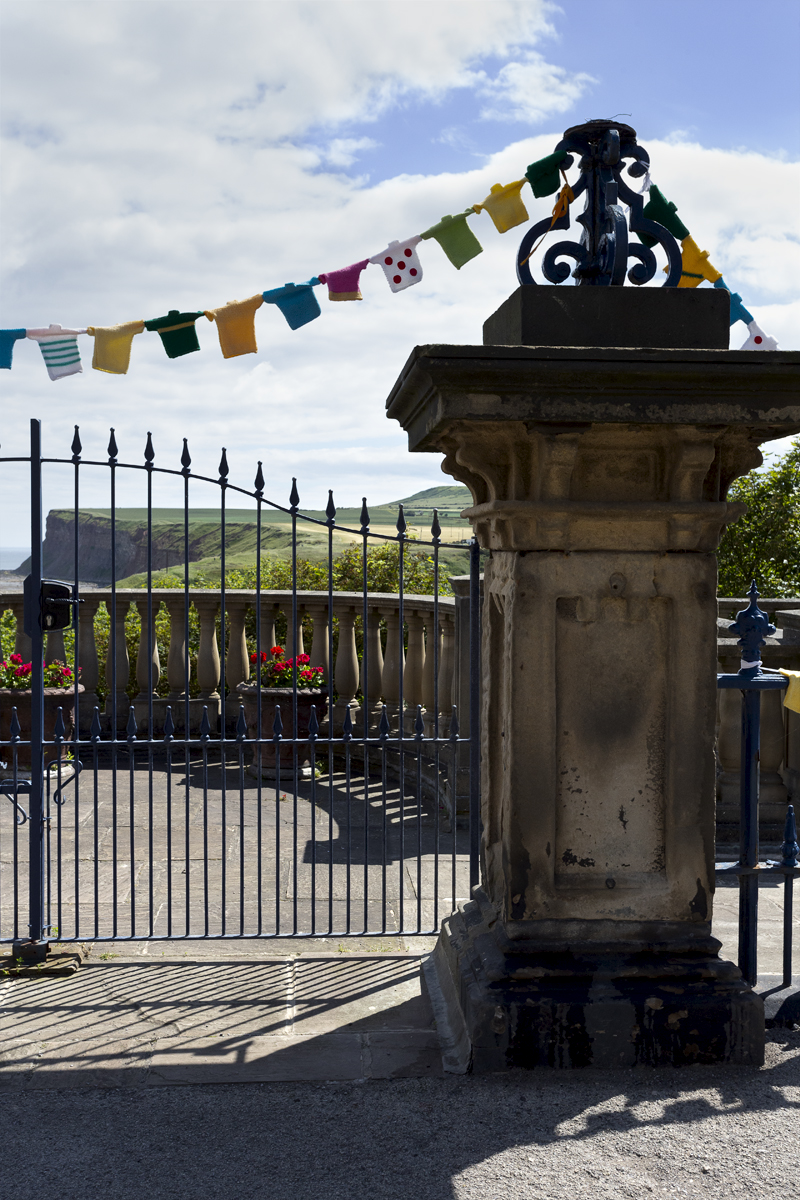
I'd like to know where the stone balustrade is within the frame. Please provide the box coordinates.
[0,589,457,740]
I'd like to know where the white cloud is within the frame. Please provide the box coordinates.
[474,52,595,123]
[318,138,379,168]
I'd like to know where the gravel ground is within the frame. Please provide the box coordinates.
[2,1029,798,1200]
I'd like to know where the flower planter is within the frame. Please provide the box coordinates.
[236,684,327,780]
[0,686,84,777]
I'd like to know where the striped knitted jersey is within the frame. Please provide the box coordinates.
[27,325,85,380]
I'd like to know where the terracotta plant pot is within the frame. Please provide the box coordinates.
[236,684,328,779]
[0,685,85,776]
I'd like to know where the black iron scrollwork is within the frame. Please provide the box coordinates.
[517,119,682,288]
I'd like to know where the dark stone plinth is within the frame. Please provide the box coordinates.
[483,285,730,350]
[426,890,764,1072]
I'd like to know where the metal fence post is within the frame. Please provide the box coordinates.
[468,538,481,892]
[739,688,761,984]
[26,418,46,954]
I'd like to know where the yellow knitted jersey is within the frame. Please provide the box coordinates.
[87,320,145,374]
[204,294,264,358]
[474,180,529,234]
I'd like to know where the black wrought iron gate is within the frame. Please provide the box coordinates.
[0,420,480,955]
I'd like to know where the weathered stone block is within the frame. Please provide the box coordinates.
[483,284,730,350]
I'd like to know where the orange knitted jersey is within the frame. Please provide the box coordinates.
[204,294,264,358]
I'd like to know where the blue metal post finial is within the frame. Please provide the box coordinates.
[727,579,776,672]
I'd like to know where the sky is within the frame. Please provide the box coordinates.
[1,0,799,549]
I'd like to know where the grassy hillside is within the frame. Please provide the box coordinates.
[67,486,475,586]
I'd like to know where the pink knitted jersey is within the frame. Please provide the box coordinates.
[318,259,370,301]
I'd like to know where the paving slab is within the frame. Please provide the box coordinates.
[0,946,442,1089]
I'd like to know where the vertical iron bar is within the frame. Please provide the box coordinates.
[219,456,227,936]
[182,454,191,937]
[71,428,81,937]
[109,431,119,938]
[361,501,369,934]
[27,418,45,946]
[469,538,481,893]
[397,509,405,936]
[255,468,264,937]
[738,689,760,986]
[326,496,335,935]
[146,439,154,936]
[290,480,299,935]
[783,873,793,990]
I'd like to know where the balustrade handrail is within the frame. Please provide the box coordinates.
[0,586,460,740]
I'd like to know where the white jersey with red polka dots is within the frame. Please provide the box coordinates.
[369,236,423,293]
[739,319,778,351]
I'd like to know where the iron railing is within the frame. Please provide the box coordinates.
[717,582,799,988]
[0,419,482,956]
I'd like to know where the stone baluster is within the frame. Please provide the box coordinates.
[717,679,788,823]
[284,605,304,658]
[759,689,788,819]
[194,597,220,732]
[9,599,32,663]
[257,600,278,657]
[45,628,66,667]
[225,598,250,690]
[105,598,131,730]
[403,609,426,735]
[134,598,161,732]
[305,601,331,685]
[786,707,800,806]
[421,611,439,738]
[164,597,190,698]
[438,610,455,736]
[164,596,191,731]
[76,597,101,732]
[362,604,385,733]
[332,604,360,734]
[380,604,404,733]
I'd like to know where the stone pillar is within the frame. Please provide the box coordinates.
[386,284,800,1070]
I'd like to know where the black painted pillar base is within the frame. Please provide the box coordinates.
[424,889,764,1072]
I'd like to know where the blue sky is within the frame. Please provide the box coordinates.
[0,0,798,542]
[304,0,800,184]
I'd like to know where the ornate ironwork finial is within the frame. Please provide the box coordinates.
[780,804,799,868]
[727,580,776,669]
[517,119,682,289]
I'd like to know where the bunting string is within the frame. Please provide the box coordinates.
[0,150,778,381]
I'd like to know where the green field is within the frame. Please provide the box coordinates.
[67,485,475,586]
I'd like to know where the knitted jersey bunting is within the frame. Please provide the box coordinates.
[262,279,321,330]
[87,319,145,373]
[144,311,204,359]
[0,328,26,370]
[26,325,85,380]
[420,211,482,270]
[204,295,264,357]
[369,238,422,293]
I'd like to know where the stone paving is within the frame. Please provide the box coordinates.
[0,755,796,1094]
[0,756,471,941]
